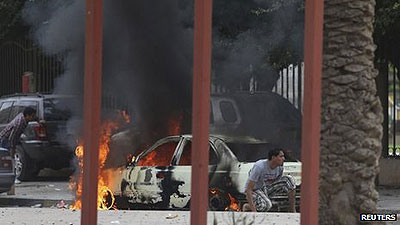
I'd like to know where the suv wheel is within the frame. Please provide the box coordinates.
[14,147,38,181]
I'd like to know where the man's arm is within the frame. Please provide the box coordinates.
[245,181,257,212]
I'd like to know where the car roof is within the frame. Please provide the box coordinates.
[0,93,44,99]
[0,93,75,100]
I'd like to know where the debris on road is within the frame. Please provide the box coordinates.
[31,203,42,208]
[166,213,178,219]
[55,200,69,209]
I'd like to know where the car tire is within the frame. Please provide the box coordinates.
[208,188,230,211]
[14,147,39,181]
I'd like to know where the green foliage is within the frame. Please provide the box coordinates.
[0,0,26,41]
[374,0,400,67]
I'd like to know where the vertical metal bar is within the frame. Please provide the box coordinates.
[43,54,47,92]
[8,45,11,94]
[81,0,103,224]
[7,45,11,94]
[44,52,46,92]
[13,44,16,92]
[47,55,51,92]
[37,48,41,92]
[385,61,390,156]
[286,67,289,99]
[280,70,284,96]
[190,0,213,224]
[0,46,2,95]
[394,64,396,151]
[293,65,296,107]
[5,46,7,94]
[49,55,53,92]
[300,0,324,224]
[22,40,26,79]
[46,54,50,92]
[298,63,302,110]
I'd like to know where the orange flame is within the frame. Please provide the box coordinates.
[210,188,240,212]
[137,151,157,166]
[226,193,240,211]
[69,121,121,210]
[136,142,176,166]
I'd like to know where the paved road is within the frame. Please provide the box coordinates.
[2,180,399,211]
[0,170,398,224]
[0,208,300,225]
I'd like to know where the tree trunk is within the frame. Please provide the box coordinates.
[320,0,383,224]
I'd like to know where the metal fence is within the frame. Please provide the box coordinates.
[0,39,66,96]
[0,38,133,116]
[388,63,400,157]
[272,62,304,112]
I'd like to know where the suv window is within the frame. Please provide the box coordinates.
[220,101,237,123]
[43,98,72,121]
[9,101,39,120]
[0,101,14,124]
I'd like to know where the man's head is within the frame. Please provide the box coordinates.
[23,107,37,122]
[268,148,285,166]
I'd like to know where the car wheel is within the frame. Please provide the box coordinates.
[208,188,230,211]
[14,147,38,181]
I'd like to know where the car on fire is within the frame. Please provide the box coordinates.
[112,134,302,211]
[0,93,76,180]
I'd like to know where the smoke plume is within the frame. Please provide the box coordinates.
[21,0,304,166]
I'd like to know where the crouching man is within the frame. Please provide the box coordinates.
[242,148,296,212]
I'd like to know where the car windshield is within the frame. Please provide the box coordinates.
[43,98,73,121]
[226,142,298,162]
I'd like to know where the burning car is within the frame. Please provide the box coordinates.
[111,134,301,211]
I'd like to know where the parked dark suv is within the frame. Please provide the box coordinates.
[0,93,75,180]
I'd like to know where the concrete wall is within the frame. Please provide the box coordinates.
[379,158,400,186]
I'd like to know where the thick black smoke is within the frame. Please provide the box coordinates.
[22,0,193,150]
[21,0,304,166]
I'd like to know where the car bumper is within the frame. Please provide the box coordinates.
[0,172,15,193]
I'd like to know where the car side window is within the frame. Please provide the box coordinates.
[178,140,219,165]
[220,101,237,123]
[9,101,39,120]
[137,140,178,166]
[0,101,14,124]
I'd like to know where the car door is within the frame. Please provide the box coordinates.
[169,137,220,208]
[122,136,182,207]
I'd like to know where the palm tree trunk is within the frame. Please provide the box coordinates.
[320,0,383,224]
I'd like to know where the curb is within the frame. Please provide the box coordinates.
[0,197,73,208]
